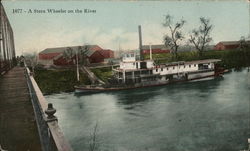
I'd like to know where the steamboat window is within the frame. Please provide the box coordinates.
[173,67,175,69]
[167,68,169,70]
[161,68,163,71]
[140,62,147,69]
[156,69,158,72]
[208,63,210,65]
[189,65,191,68]
[194,64,196,67]
[184,65,186,68]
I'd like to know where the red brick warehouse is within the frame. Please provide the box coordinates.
[38,45,114,66]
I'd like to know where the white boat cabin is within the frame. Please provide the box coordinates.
[113,53,220,84]
[152,60,216,76]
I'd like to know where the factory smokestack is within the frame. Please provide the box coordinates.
[138,25,143,61]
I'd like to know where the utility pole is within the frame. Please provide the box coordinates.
[76,50,79,82]
[138,25,143,61]
[248,0,250,39]
[149,43,152,60]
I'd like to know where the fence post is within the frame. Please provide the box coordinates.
[45,103,57,122]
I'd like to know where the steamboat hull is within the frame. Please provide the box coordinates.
[74,71,224,94]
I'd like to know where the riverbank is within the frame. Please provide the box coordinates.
[90,67,113,83]
[34,68,91,94]
[34,49,249,94]
[34,67,114,94]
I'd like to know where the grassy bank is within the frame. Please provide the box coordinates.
[144,49,250,69]
[34,68,91,94]
[90,67,113,83]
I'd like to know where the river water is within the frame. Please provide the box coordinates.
[46,69,250,151]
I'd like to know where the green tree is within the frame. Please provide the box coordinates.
[78,45,90,66]
[63,47,74,62]
[239,36,250,68]
[189,17,213,57]
[163,14,186,59]
[239,36,248,50]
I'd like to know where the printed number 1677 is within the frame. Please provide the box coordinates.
[13,9,22,14]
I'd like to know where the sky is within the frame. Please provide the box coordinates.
[2,0,249,55]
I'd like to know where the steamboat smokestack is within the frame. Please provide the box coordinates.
[138,25,143,60]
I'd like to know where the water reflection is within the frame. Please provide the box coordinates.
[75,77,224,106]
[115,77,224,105]
[74,97,83,109]
[114,88,161,104]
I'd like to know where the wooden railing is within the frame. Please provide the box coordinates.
[24,62,73,151]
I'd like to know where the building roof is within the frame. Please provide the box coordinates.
[98,49,114,58]
[142,44,170,50]
[142,44,204,52]
[219,41,239,45]
[218,40,250,46]
[164,59,221,66]
[39,45,102,57]
[185,59,221,64]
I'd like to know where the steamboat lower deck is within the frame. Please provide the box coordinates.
[75,68,224,94]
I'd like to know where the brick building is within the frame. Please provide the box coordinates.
[142,44,171,54]
[38,45,114,66]
[214,40,250,50]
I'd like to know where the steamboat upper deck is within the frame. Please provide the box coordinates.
[113,53,221,84]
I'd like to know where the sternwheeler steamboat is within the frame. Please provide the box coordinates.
[75,26,225,93]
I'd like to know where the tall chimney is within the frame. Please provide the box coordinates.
[149,43,152,60]
[138,25,143,61]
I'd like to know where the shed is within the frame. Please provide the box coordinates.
[214,41,240,50]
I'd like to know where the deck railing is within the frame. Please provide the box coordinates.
[24,63,72,151]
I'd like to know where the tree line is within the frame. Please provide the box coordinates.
[163,14,213,59]
[162,14,250,69]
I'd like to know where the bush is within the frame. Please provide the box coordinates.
[34,68,91,94]
[91,67,113,83]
